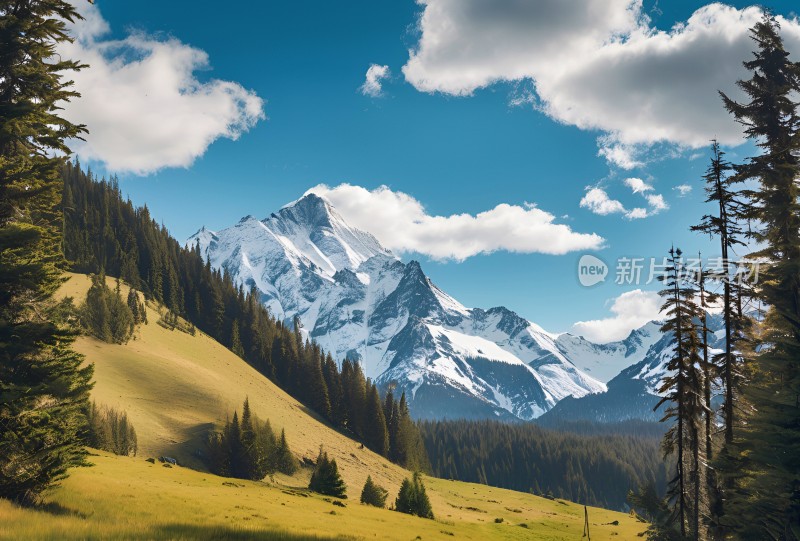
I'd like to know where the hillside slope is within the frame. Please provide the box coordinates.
[0,273,648,540]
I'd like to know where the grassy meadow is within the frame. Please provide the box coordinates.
[0,274,647,540]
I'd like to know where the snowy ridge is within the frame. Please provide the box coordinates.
[188,194,623,420]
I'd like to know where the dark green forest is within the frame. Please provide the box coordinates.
[420,419,667,511]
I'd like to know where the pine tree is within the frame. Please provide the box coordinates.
[230,319,245,358]
[364,381,388,456]
[227,411,243,477]
[239,398,256,479]
[274,428,297,475]
[308,447,346,498]
[719,13,800,537]
[127,289,142,325]
[395,477,416,515]
[691,141,748,450]
[307,357,331,419]
[654,247,706,540]
[412,472,434,519]
[80,274,134,343]
[395,472,433,519]
[360,475,388,508]
[384,388,400,462]
[0,0,94,505]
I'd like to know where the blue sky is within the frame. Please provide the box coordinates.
[61,0,799,341]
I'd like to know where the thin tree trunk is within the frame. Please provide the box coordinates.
[674,277,687,539]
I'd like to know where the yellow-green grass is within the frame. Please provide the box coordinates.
[0,273,647,540]
[0,451,643,541]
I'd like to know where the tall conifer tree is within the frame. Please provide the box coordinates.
[655,248,707,540]
[0,0,94,505]
[719,13,800,537]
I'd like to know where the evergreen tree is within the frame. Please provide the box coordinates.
[692,257,722,531]
[360,475,388,507]
[0,0,94,505]
[228,412,248,477]
[655,247,706,540]
[395,472,433,519]
[395,477,416,515]
[239,398,256,479]
[80,274,134,343]
[307,357,331,419]
[384,388,400,462]
[85,402,138,457]
[308,447,346,498]
[364,381,388,456]
[127,289,142,325]
[230,319,244,358]
[206,400,285,481]
[719,13,800,537]
[274,428,297,475]
[691,141,747,450]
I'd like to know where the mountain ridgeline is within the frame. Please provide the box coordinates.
[184,189,628,421]
[61,162,429,471]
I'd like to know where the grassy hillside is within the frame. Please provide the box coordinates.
[0,274,646,540]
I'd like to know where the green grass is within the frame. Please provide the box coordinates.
[0,452,646,540]
[0,274,649,540]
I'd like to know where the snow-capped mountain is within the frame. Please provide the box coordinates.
[187,193,610,420]
[539,317,727,424]
[543,321,662,383]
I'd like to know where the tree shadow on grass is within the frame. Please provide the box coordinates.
[36,501,89,519]
[150,523,356,541]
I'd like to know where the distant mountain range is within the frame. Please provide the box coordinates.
[187,193,700,422]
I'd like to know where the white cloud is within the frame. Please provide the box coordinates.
[674,184,693,196]
[572,289,663,343]
[360,64,391,97]
[403,1,800,164]
[645,193,668,211]
[58,1,265,175]
[597,140,645,170]
[624,177,653,194]
[306,184,604,260]
[580,188,626,216]
[580,185,666,219]
[626,207,648,220]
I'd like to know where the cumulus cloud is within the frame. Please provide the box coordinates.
[624,177,653,194]
[572,289,663,343]
[580,184,666,220]
[580,188,626,216]
[403,1,800,165]
[360,64,391,97]
[58,1,265,175]
[645,193,668,211]
[626,207,649,220]
[674,184,693,196]
[305,184,604,260]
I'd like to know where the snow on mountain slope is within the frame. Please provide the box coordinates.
[539,317,726,424]
[552,321,662,383]
[188,193,608,420]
